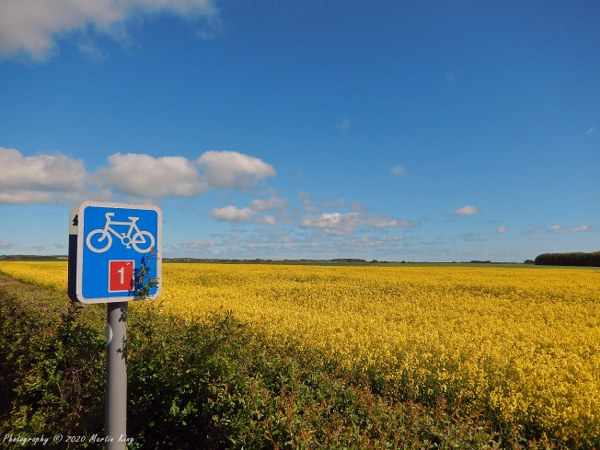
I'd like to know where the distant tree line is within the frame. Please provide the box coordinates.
[0,255,66,261]
[534,252,600,267]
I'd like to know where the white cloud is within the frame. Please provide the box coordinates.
[301,213,353,235]
[209,206,275,225]
[337,235,405,250]
[0,147,86,190]
[198,228,411,261]
[209,194,286,227]
[572,225,589,232]
[250,196,287,211]
[390,165,407,177]
[0,240,14,249]
[496,225,507,233]
[585,126,597,135]
[96,150,275,198]
[339,117,350,131]
[298,192,352,212]
[322,198,345,208]
[197,150,276,190]
[453,232,484,242]
[362,215,416,229]
[76,37,109,61]
[0,147,277,204]
[0,190,55,205]
[0,147,88,204]
[350,201,364,213]
[178,240,216,250]
[453,205,481,216]
[549,224,589,233]
[301,212,416,236]
[299,191,318,213]
[0,0,217,62]
[95,153,206,198]
[209,206,254,222]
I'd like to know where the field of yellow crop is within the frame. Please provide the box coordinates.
[1,261,598,444]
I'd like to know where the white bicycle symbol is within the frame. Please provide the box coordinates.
[86,212,155,253]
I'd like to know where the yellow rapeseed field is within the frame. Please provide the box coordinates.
[1,261,599,443]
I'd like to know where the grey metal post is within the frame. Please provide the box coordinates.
[106,302,128,450]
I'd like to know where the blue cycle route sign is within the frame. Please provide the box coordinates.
[68,202,162,304]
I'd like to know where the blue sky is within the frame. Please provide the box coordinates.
[0,0,598,261]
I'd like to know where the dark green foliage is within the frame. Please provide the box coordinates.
[0,276,105,440]
[534,252,600,267]
[132,250,159,299]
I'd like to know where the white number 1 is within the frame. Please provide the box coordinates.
[118,267,125,285]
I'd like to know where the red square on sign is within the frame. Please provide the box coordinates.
[108,260,135,293]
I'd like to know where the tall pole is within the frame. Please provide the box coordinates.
[106,302,128,450]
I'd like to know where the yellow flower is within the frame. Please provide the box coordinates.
[1,261,598,442]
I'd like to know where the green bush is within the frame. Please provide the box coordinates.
[0,279,105,440]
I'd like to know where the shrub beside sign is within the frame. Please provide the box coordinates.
[68,202,162,304]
